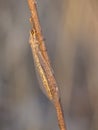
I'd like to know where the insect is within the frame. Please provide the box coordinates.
[29,29,59,102]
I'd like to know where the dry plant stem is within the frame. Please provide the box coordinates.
[29,30,66,130]
[54,99,66,130]
[27,0,67,130]
[27,0,50,66]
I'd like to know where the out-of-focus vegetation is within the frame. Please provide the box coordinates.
[0,0,98,130]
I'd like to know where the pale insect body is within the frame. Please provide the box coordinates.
[37,50,59,101]
[29,30,53,100]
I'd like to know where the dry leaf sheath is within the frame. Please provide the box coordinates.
[27,0,67,130]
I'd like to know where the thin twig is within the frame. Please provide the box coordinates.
[28,0,50,66]
[27,0,67,130]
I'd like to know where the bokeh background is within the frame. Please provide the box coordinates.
[0,0,98,130]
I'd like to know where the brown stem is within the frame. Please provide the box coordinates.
[54,99,67,130]
[27,0,50,66]
[27,0,67,130]
[27,0,42,42]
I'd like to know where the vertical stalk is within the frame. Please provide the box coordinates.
[54,99,67,130]
[27,0,67,130]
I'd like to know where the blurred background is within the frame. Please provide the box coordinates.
[0,0,98,130]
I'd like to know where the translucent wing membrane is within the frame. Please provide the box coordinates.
[37,50,59,100]
[30,30,59,102]
[30,31,53,100]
